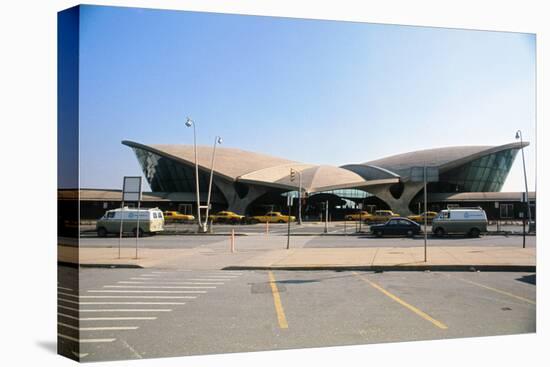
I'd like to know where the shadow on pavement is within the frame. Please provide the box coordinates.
[516,274,536,285]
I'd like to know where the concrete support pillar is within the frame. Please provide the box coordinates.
[214,179,268,215]
[367,182,424,216]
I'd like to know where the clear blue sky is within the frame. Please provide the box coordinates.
[78,5,536,192]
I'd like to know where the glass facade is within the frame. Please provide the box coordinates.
[132,148,223,196]
[438,149,519,192]
[282,188,371,199]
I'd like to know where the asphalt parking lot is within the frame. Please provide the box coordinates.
[58,266,536,361]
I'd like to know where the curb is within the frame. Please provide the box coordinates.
[58,261,143,269]
[222,265,536,272]
[79,231,534,237]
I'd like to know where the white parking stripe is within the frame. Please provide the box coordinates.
[58,305,79,312]
[118,281,223,285]
[89,290,206,294]
[62,295,196,299]
[104,285,212,289]
[59,299,188,305]
[58,292,79,298]
[58,305,171,312]
[58,286,74,291]
[58,322,139,331]
[81,302,187,305]
[188,278,233,281]
[58,333,115,343]
[58,313,157,321]
[82,310,170,313]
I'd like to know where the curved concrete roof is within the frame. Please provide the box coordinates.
[361,142,528,178]
[122,141,298,181]
[123,140,526,192]
[239,164,393,193]
[123,140,399,193]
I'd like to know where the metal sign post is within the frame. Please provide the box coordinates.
[358,202,363,233]
[118,199,124,259]
[286,194,292,249]
[423,166,428,262]
[324,200,329,234]
[290,168,303,225]
[410,166,439,263]
[135,199,141,259]
[119,176,142,260]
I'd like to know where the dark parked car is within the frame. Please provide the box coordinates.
[370,217,421,237]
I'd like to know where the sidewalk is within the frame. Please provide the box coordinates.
[59,242,535,272]
[225,246,535,271]
[58,245,201,268]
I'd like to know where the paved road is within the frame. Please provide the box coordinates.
[58,266,536,362]
[79,233,535,249]
[80,222,532,237]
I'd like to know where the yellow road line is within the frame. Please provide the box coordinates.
[449,275,536,305]
[352,272,448,330]
[268,271,288,329]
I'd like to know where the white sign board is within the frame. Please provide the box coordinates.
[122,176,142,202]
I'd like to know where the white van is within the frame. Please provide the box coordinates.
[96,207,164,237]
[431,207,488,237]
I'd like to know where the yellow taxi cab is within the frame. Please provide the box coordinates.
[366,210,400,223]
[249,211,296,224]
[208,211,245,224]
[407,211,438,223]
[345,211,372,221]
[163,211,195,223]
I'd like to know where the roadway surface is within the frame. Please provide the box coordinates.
[78,232,536,249]
[58,266,536,362]
[80,222,531,236]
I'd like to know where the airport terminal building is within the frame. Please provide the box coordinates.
[107,140,535,220]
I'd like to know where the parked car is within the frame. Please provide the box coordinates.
[96,207,164,237]
[345,211,372,221]
[248,211,296,224]
[431,207,488,237]
[370,217,421,237]
[163,210,195,223]
[366,210,400,223]
[208,211,245,224]
[407,211,439,224]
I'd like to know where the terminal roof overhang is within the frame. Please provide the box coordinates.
[122,140,399,193]
[347,142,529,182]
[122,140,528,192]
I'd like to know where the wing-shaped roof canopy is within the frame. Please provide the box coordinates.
[360,142,528,179]
[239,164,396,193]
[123,140,526,192]
[123,141,399,193]
[123,141,298,181]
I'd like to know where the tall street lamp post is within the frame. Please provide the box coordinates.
[205,136,223,232]
[515,130,532,230]
[185,117,203,232]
